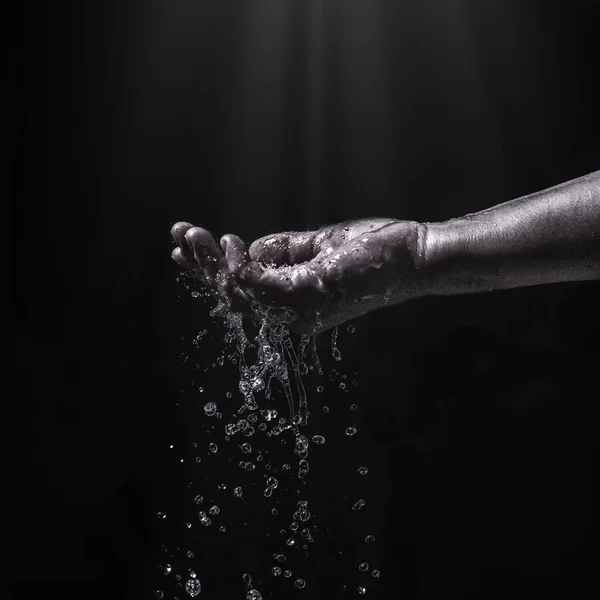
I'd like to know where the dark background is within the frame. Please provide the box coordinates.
[5,0,600,598]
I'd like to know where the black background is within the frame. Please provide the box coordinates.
[5,1,600,599]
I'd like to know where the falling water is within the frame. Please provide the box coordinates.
[156,275,382,598]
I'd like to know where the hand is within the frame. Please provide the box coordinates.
[170,221,261,317]
[171,218,423,335]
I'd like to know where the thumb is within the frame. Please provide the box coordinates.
[248,230,319,266]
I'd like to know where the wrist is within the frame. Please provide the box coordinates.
[417,218,491,296]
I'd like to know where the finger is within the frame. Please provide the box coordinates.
[183,227,230,290]
[219,233,266,295]
[185,227,222,264]
[220,234,250,273]
[170,221,195,259]
[171,246,195,267]
[248,231,319,266]
[172,246,210,285]
[219,233,263,301]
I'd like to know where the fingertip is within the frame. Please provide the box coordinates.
[171,221,194,237]
[171,247,191,265]
[219,233,237,252]
[184,226,202,244]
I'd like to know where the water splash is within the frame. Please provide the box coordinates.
[166,274,383,597]
[185,578,201,597]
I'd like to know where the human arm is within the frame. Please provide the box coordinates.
[419,169,600,296]
[170,170,600,334]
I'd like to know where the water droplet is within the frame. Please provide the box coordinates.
[350,403,357,410]
[263,487,273,497]
[203,402,217,416]
[274,553,286,563]
[154,589,164,598]
[352,499,366,511]
[345,426,357,436]
[272,566,282,576]
[282,463,290,471]
[294,435,309,455]
[226,391,232,398]
[311,435,325,444]
[316,386,324,393]
[233,486,243,498]
[295,502,311,521]
[261,408,278,421]
[185,578,201,597]
[298,459,309,479]
[219,525,227,532]
[198,511,212,527]
[266,477,278,489]
[295,578,306,589]
[193,495,203,504]
[186,550,194,558]
[371,569,380,578]
[357,466,368,475]
[271,508,278,515]
[359,562,369,571]
[365,535,376,544]
[322,405,329,413]
[209,443,218,453]
[290,522,298,531]
[284,570,292,578]
[240,442,252,454]
[286,537,296,546]
[352,379,359,386]
[339,382,346,389]
[209,505,220,515]
[347,325,355,333]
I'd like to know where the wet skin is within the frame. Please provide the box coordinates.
[171,170,600,334]
[171,218,422,335]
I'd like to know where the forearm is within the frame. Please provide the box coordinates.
[416,170,600,296]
